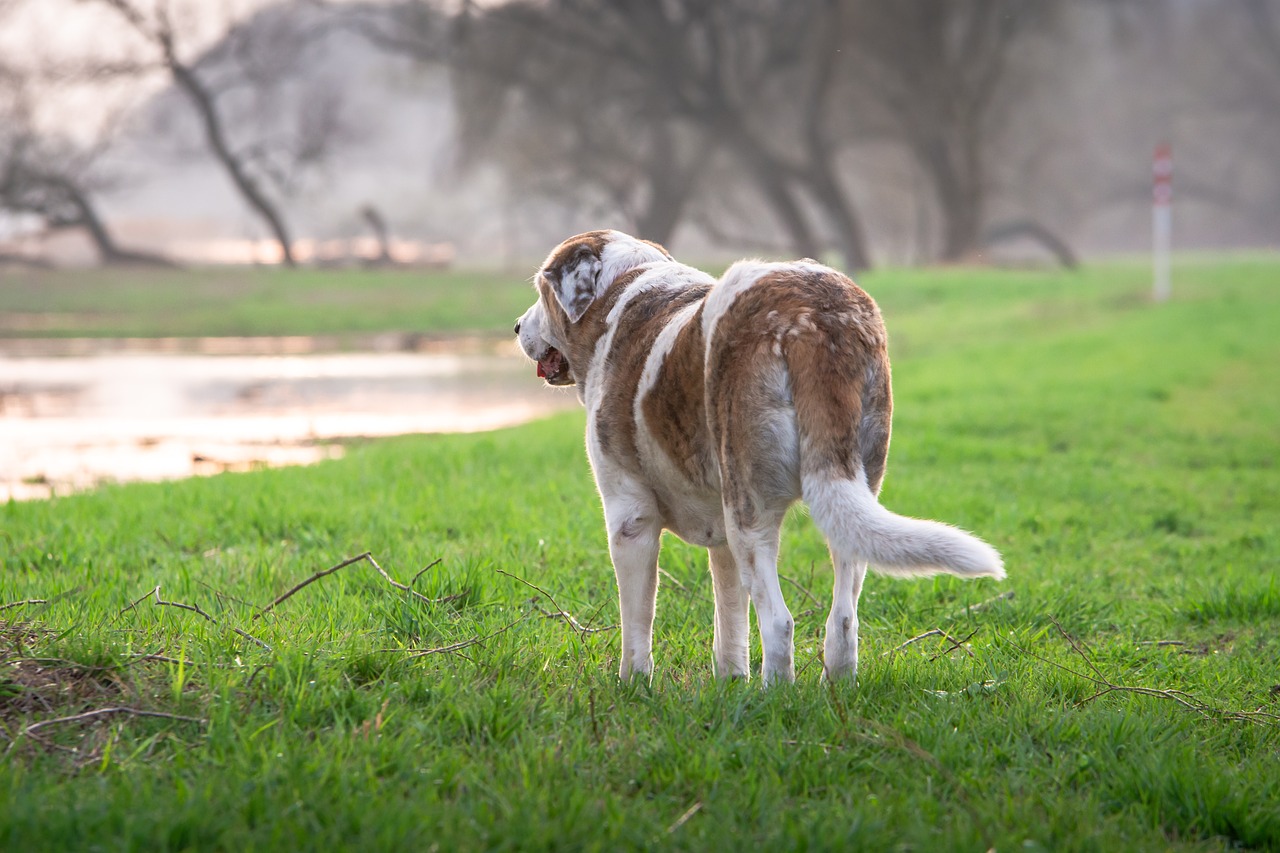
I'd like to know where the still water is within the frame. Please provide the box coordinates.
[0,338,576,501]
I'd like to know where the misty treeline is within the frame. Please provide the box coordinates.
[2,0,1279,268]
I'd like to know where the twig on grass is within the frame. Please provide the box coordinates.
[780,573,824,611]
[666,801,703,834]
[255,552,457,619]
[927,628,980,662]
[496,569,616,640]
[399,612,530,659]
[1003,619,1280,727]
[118,584,272,651]
[411,558,444,588]
[24,706,206,737]
[0,599,48,613]
[882,628,944,657]
[114,586,161,622]
[530,604,616,634]
[256,552,372,618]
[365,553,439,606]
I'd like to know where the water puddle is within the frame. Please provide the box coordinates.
[0,337,576,501]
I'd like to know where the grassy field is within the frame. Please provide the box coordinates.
[0,265,537,339]
[2,256,1279,850]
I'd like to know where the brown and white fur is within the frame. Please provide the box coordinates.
[515,230,1004,685]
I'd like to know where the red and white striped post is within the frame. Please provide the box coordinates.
[1152,143,1173,302]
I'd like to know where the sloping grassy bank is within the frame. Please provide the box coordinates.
[2,257,1278,850]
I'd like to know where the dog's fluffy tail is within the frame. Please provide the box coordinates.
[802,473,1005,579]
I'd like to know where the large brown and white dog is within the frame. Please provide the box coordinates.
[515,230,1004,684]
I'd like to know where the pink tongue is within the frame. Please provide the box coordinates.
[538,351,561,378]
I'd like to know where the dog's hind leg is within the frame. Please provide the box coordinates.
[708,545,750,678]
[604,494,663,682]
[823,550,867,680]
[723,509,794,685]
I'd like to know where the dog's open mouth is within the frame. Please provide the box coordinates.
[537,348,573,385]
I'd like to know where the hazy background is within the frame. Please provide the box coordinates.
[1,0,1278,269]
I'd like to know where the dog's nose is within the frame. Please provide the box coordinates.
[513,319,521,335]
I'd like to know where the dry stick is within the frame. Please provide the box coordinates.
[411,558,444,588]
[927,627,980,662]
[780,573,824,611]
[114,585,161,622]
[0,599,48,613]
[666,802,703,835]
[25,707,206,736]
[531,605,616,634]
[255,552,372,619]
[365,553,439,606]
[495,569,613,640]
[1005,623,1279,726]
[402,612,529,659]
[256,553,455,620]
[128,585,273,651]
[882,628,944,657]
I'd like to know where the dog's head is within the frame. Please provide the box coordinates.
[515,230,671,386]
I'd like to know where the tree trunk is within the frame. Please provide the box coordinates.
[360,205,393,265]
[60,180,178,267]
[915,135,984,262]
[164,42,296,267]
[982,219,1079,268]
[799,159,873,271]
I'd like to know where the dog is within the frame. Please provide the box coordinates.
[515,230,1004,684]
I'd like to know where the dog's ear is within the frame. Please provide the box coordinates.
[544,245,603,323]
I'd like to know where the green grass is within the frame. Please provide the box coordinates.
[3,256,1279,850]
[0,265,537,339]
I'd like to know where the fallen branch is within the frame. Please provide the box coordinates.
[0,599,48,613]
[25,706,206,736]
[118,584,272,651]
[780,573,824,611]
[365,553,438,606]
[411,558,444,588]
[882,628,944,657]
[255,552,456,619]
[1004,619,1279,727]
[531,605,616,634]
[256,552,372,618]
[398,612,529,659]
[666,802,703,835]
[496,569,615,640]
[927,628,980,662]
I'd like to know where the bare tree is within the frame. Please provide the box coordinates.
[0,64,175,266]
[79,0,334,267]
[427,0,876,266]
[844,0,1058,261]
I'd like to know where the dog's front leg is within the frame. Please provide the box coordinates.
[604,498,662,682]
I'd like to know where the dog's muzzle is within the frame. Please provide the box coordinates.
[536,347,573,385]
